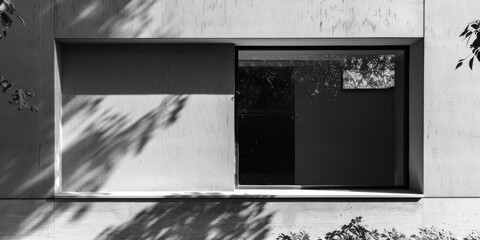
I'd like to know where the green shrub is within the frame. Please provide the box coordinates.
[410,227,457,240]
[381,228,408,240]
[323,216,380,240]
[277,230,311,240]
[277,217,480,240]
[463,231,480,240]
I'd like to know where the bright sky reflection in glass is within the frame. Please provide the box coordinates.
[342,54,396,89]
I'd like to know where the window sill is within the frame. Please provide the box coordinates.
[55,189,423,199]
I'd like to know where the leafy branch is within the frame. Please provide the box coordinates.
[323,216,381,240]
[1,76,38,111]
[277,230,311,240]
[0,0,38,111]
[456,20,480,70]
[277,217,480,240]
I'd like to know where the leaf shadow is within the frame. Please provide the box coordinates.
[94,200,274,240]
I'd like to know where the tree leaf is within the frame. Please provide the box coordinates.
[471,38,480,50]
[1,82,11,93]
[460,25,469,37]
[469,57,474,69]
[0,0,16,15]
[29,105,39,112]
[456,61,463,69]
[459,56,469,62]
[24,90,34,97]
[465,31,473,39]
[0,12,12,28]
[13,12,24,26]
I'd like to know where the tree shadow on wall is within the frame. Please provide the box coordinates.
[0,95,188,239]
[61,95,188,192]
[94,201,274,240]
[52,0,183,38]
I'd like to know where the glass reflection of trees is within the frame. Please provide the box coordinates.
[343,54,395,89]
[237,54,396,116]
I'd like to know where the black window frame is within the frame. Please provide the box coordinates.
[234,45,410,190]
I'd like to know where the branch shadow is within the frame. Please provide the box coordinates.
[54,0,184,38]
[0,94,188,239]
[0,2,234,235]
[61,95,188,192]
[94,201,274,240]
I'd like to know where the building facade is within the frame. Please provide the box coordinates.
[0,0,479,239]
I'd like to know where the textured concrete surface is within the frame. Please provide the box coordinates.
[60,44,235,192]
[424,0,480,196]
[1,199,480,240]
[54,0,423,38]
[0,0,55,198]
[2,8,480,240]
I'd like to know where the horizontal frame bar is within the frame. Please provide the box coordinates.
[55,189,423,199]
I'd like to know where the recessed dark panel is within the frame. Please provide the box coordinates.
[237,48,407,187]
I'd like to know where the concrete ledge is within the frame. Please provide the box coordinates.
[55,189,423,199]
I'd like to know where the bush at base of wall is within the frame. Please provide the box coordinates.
[277,217,480,240]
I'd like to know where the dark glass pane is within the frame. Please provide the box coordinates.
[237,64,295,185]
[237,66,294,113]
[237,49,406,187]
[238,115,294,185]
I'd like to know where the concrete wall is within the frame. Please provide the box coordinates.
[54,0,423,38]
[2,0,480,239]
[0,0,54,198]
[424,0,480,196]
[1,199,480,240]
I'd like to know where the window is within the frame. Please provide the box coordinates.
[236,47,408,188]
[55,41,422,198]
